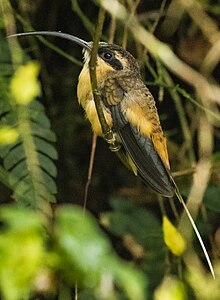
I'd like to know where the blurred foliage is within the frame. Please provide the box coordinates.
[0,206,45,300]
[0,204,146,300]
[0,0,220,299]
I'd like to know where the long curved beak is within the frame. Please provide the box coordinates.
[8,31,91,50]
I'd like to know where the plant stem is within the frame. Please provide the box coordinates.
[89,5,119,150]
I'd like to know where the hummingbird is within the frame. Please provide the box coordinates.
[8,31,215,277]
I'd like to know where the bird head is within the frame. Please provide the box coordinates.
[83,41,140,78]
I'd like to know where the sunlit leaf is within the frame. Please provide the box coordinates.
[10,61,41,105]
[0,206,45,300]
[0,126,19,144]
[163,216,186,256]
[154,276,186,300]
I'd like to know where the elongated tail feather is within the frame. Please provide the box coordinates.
[171,178,215,278]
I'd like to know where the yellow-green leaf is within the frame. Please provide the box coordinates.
[154,276,186,300]
[10,61,41,105]
[163,216,186,256]
[0,126,19,144]
[0,206,45,300]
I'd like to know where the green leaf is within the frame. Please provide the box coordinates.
[3,143,25,170]
[0,95,58,206]
[102,198,165,294]
[39,170,57,194]
[110,197,136,211]
[30,102,51,128]
[111,259,147,300]
[55,205,111,287]
[0,206,45,300]
[79,290,98,300]
[204,185,220,212]
[8,160,27,187]
[31,123,56,142]
[35,136,58,159]
[55,205,146,300]
[102,197,163,250]
[38,153,57,177]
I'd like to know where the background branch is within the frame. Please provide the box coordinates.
[101,0,220,125]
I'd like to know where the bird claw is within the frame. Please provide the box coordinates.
[104,131,121,152]
[109,143,121,152]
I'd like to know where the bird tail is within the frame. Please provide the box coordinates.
[170,177,215,278]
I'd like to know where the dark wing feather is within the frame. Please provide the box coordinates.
[111,104,174,197]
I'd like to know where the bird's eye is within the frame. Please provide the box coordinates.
[102,51,113,60]
[98,48,123,70]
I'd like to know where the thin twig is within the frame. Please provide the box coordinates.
[162,68,196,164]
[74,281,78,300]
[150,0,167,34]
[83,134,97,210]
[172,167,195,178]
[89,5,120,150]
[108,15,116,44]
[122,0,140,48]
[83,5,106,213]
[89,6,108,133]
[141,0,167,68]
[168,197,179,219]
[158,195,166,216]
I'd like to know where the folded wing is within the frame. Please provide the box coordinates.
[111,104,174,197]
